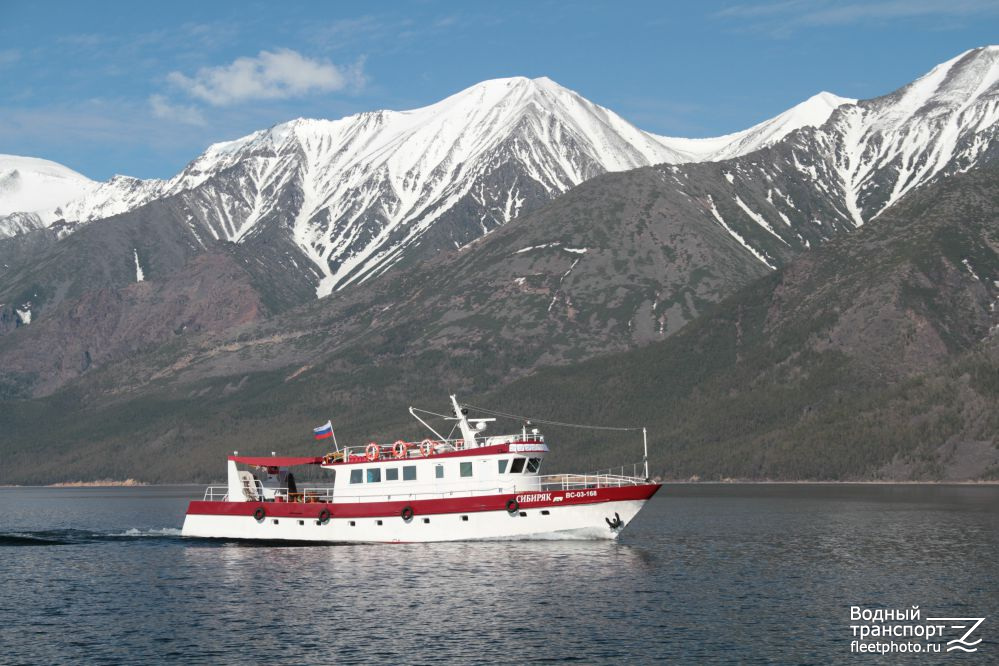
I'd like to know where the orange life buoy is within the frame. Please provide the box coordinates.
[366,442,380,461]
[393,440,408,459]
[420,439,434,457]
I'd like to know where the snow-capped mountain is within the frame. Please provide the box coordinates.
[679,45,999,272]
[4,47,996,301]
[0,155,98,235]
[656,91,855,162]
[827,45,999,224]
[0,77,853,294]
[0,155,96,216]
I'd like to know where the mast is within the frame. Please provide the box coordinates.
[643,427,649,480]
[450,394,479,447]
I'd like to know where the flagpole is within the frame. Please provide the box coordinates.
[331,422,339,452]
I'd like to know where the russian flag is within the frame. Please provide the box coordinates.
[313,420,333,440]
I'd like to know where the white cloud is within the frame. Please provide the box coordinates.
[148,94,206,126]
[167,48,365,106]
[0,49,20,67]
[714,0,999,33]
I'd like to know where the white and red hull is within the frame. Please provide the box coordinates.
[182,484,660,543]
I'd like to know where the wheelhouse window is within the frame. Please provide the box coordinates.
[435,464,444,479]
[386,468,399,481]
[403,465,417,481]
[509,457,526,474]
[459,462,473,477]
[498,459,508,474]
[526,458,542,473]
[366,468,381,483]
[350,469,363,484]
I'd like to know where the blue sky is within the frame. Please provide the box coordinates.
[2,0,998,180]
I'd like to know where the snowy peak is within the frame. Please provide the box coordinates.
[655,91,855,162]
[823,45,999,225]
[0,154,96,217]
[890,46,999,116]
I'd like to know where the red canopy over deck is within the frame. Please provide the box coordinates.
[228,455,323,467]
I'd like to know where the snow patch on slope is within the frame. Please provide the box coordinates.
[706,195,776,270]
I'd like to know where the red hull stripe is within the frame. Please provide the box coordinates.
[186,484,661,520]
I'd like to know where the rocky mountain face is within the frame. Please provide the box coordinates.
[485,162,999,481]
[1,48,998,483]
[5,159,999,484]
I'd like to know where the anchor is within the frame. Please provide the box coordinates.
[605,512,623,530]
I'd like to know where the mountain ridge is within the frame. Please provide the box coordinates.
[0,75,856,297]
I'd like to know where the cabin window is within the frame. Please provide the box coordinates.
[526,458,541,473]
[386,468,399,481]
[367,468,381,483]
[350,469,363,484]
[460,462,473,478]
[509,457,526,474]
[403,465,417,481]
[498,459,508,474]
[435,464,444,479]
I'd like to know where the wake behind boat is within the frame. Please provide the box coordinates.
[182,396,660,542]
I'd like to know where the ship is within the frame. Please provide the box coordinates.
[181,396,661,542]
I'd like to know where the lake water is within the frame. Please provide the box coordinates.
[1,484,996,664]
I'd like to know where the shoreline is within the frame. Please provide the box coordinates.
[1,480,996,488]
[660,479,999,485]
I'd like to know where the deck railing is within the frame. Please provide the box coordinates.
[587,462,649,481]
[201,483,522,504]
[538,472,645,491]
[325,433,546,464]
[201,486,336,502]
